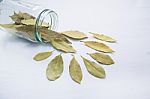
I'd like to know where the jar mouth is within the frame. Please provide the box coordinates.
[34,9,58,42]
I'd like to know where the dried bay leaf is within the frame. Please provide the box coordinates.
[10,11,35,24]
[9,12,21,24]
[41,28,71,44]
[10,12,48,27]
[21,19,49,27]
[83,41,114,53]
[61,30,87,39]
[15,25,71,44]
[15,25,52,41]
[90,32,116,43]
[33,51,53,61]
[0,24,23,29]
[69,55,83,84]
[0,24,36,41]
[50,39,76,53]
[46,54,64,81]
[81,56,106,78]
[17,11,35,20]
[15,25,37,40]
[87,52,114,65]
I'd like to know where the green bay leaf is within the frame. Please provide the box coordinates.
[46,54,64,81]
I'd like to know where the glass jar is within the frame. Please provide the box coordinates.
[0,0,58,42]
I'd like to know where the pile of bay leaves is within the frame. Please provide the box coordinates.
[0,12,116,84]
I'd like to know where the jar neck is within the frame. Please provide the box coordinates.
[34,9,58,42]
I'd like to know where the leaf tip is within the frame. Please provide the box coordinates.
[80,55,83,58]
[89,32,94,35]
[77,81,81,84]
[71,54,75,57]
[80,40,84,42]
[112,50,115,53]
[51,50,55,53]
[86,53,90,55]
[102,75,106,79]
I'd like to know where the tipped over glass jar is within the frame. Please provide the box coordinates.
[0,0,58,42]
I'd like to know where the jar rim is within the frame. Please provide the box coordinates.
[34,9,58,42]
